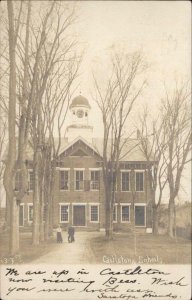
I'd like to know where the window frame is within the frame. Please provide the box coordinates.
[59,168,70,191]
[89,203,99,223]
[15,169,22,192]
[19,203,24,227]
[90,168,100,191]
[74,168,85,191]
[113,204,118,223]
[135,170,145,192]
[121,170,131,192]
[120,203,131,223]
[134,203,146,227]
[27,203,33,223]
[59,203,69,223]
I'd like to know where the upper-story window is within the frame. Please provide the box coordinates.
[135,171,144,191]
[110,171,117,191]
[15,170,34,192]
[60,170,69,190]
[15,171,22,191]
[75,170,84,190]
[121,171,130,191]
[28,170,34,191]
[90,170,100,190]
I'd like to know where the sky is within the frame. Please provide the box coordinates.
[64,0,191,138]
[67,0,191,203]
[0,1,191,206]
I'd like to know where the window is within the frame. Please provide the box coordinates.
[121,171,130,191]
[90,205,99,222]
[75,170,84,190]
[60,170,69,190]
[135,172,144,191]
[113,205,117,222]
[28,170,34,191]
[15,171,22,191]
[60,205,69,222]
[135,205,146,226]
[90,170,100,190]
[19,204,24,226]
[121,205,130,222]
[28,204,33,222]
[111,171,117,191]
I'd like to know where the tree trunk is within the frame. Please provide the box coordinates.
[104,184,113,240]
[44,146,52,240]
[5,196,11,230]
[168,197,175,238]
[44,165,50,241]
[49,163,56,236]
[174,204,177,238]
[4,0,19,255]
[44,175,50,240]
[10,198,19,254]
[44,203,49,241]
[44,181,52,241]
[40,187,45,242]
[49,191,54,236]
[32,149,41,245]
[152,205,159,235]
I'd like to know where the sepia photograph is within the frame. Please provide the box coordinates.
[0,0,191,299]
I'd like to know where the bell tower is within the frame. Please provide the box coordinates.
[65,95,93,142]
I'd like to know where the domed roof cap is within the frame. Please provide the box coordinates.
[70,95,91,109]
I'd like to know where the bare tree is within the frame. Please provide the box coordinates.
[137,107,168,234]
[161,82,191,238]
[3,0,80,251]
[3,0,23,255]
[41,53,81,240]
[93,50,147,239]
[25,1,79,245]
[0,120,7,182]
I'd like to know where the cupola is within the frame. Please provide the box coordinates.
[65,95,93,142]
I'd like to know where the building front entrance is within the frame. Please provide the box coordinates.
[73,205,86,226]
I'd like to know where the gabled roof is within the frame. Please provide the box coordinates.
[92,138,154,162]
[2,136,154,162]
[58,136,102,159]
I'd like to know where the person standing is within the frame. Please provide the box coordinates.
[56,225,63,243]
[68,225,75,243]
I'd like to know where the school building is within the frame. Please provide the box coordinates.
[16,95,154,232]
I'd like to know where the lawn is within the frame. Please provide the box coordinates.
[0,232,58,264]
[0,231,191,265]
[88,232,191,264]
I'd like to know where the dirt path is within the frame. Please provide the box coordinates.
[31,232,103,264]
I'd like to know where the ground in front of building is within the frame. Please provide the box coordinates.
[0,231,191,264]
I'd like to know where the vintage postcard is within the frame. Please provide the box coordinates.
[0,1,191,299]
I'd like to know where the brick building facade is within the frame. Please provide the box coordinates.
[17,95,154,232]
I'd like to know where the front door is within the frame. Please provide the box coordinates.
[135,205,145,227]
[19,205,24,226]
[73,205,86,226]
